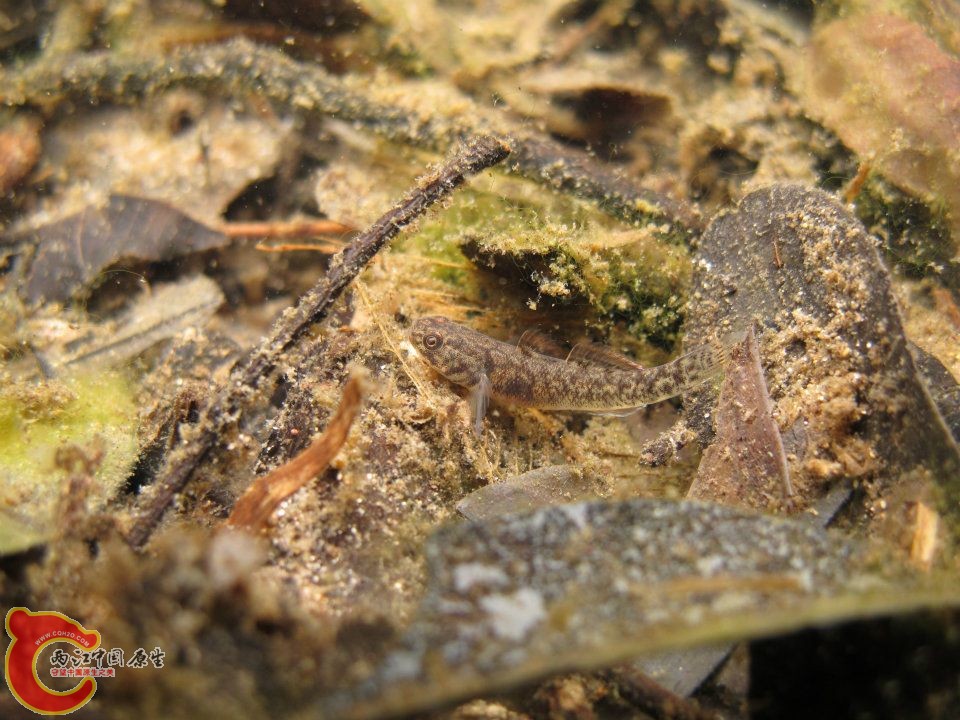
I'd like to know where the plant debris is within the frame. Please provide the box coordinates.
[229,371,367,531]
[10,195,228,305]
[2,3,960,718]
[688,325,793,511]
[323,499,865,719]
[682,185,960,533]
[800,13,960,254]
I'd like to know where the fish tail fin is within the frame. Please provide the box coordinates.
[677,328,747,387]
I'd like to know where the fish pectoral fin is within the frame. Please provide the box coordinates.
[566,341,645,371]
[517,328,568,359]
[469,374,492,435]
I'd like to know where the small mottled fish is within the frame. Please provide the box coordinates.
[410,316,741,434]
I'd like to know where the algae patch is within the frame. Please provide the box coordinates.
[0,369,139,551]
[421,179,691,344]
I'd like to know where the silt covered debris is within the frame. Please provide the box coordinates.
[1,1,960,719]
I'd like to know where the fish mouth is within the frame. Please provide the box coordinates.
[408,325,424,346]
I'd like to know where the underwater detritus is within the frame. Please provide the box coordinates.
[126,135,510,549]
[683,184,960,530]
[800,13,960,257]
[911,344,960,443]
[323,499,860,719]
[7,195,228,305]
[0,39,694,236]
[688,325,793,512]
[4,3,960,717]
[228,372,367,532]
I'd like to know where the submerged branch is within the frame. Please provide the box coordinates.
[228,372,367,532]
[0,39,695,235]
[125,135,510,549]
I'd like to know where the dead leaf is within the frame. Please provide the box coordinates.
[683,185,960,524]
[800,14,960,253]
[688,325,792,511]
[12,195,227,304]
[456,465,599,521]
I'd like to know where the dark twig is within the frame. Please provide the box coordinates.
[602,666,720,720]
[0,39,695,236]
[125,135,510,549]
[228,372,367,531]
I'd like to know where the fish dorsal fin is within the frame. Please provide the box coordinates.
[517,328,568,359]
[566,342,645,371]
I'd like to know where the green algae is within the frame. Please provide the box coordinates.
[0,368,139,551]
[400,173,691,344]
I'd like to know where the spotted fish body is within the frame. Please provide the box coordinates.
[410,316,737,432]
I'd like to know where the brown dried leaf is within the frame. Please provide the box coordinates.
[228,373,367,531]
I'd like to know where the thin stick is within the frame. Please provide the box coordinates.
[125,134,510,549]
[255,240,345,253]
[222,218,355,238]
[0,39,695,236]
[228,373,366,531]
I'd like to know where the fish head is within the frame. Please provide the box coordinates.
[409,316,486,388]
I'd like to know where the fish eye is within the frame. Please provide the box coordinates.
[423,333,442,349]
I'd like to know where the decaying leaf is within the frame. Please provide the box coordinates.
[630,480,857,699]
[456,465,599,521]
[688,325,792,511]
[12,195,227,304]
[325,499,866,718]
[800,14,960,253]
[36,274,225,371]
[911,344,960,443]
[228,372,366,531]
[683,185,960,528]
